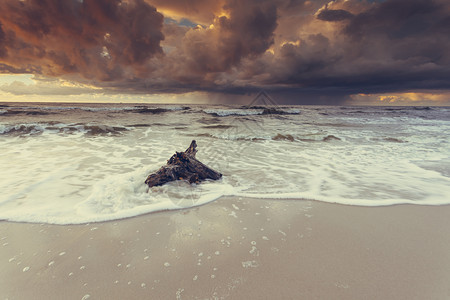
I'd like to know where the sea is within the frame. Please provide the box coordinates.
[1,102,449,224]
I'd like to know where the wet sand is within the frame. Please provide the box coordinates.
[1,197,450,299]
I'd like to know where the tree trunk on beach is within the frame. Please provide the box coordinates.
[145,140,222,188]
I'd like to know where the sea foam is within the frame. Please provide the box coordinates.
[0,104,449,224]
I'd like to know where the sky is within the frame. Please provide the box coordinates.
[0,0,449,105]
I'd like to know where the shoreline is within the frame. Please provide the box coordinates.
[1,197,450,299]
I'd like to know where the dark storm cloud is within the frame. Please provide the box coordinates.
[337,0,450,91]
[175,0,278,74]
[316,9,354,22]
[1,0,450,104]
[0,0,164,80]
[0,23,5,58]
[145,0,223,24]
[255,0,450,101]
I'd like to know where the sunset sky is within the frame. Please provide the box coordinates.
[1,0,449,105]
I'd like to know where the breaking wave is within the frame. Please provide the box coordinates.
[0,123,129,136]
[203,107,300,117]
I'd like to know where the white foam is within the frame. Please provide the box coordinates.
[203,108,263,116]
[0,105,449,224]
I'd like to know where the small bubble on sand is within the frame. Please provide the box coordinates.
[90,227,98,231]
[251,241,257,245]
[262,236,269,241]
[59,251,66,256]
[198,252,203,257]
[215,251,220,255]
[144,256,150,260]
[81,294,90,300]
[80,266,86,270]
[8,257,16,263]
[211,274,216,279]
[242,260,259,268]
[68,272,74,276]
[22,266,30,272]
[48,261,55,266]
[278,230,287,236]
[78,256,83,260]
[193,275,198,281]
[229,211,237,218]
[141,283,146,288]
[232,204,240,210]
[156,232,161,235]
[164,262,170,267]
[176,288,184,300]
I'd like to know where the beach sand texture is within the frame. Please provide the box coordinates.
[1,197,450,299]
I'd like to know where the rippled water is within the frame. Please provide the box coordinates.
[1,102,449,224]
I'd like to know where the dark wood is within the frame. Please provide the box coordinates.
[145,140,222,188]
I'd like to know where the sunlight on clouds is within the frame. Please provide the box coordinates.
[0,74,211,104]
[0,75,103,98]
[280,40,301,48]
[0,74,34,85]
[349,92,450,106]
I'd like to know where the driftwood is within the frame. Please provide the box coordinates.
[145,140,222,188]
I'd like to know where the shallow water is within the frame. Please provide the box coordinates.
[1,102,449,224]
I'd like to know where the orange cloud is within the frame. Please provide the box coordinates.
[349,92,450,106]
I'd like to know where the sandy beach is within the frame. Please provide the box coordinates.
[1,197,450,299]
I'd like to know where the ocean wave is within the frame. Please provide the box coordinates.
[0,124,47,136]
[203,107,300,117]
[132,106,190,114]
[0,123,129,136]
[0,105,191,115]
[203,108,263,116]
[260,107,301,115]
[371,137,406,143]
[322,135,341,142]
[272,133,294,142]
[201,124,235,129]
[0,109,52,116]
[271,134,342,142]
